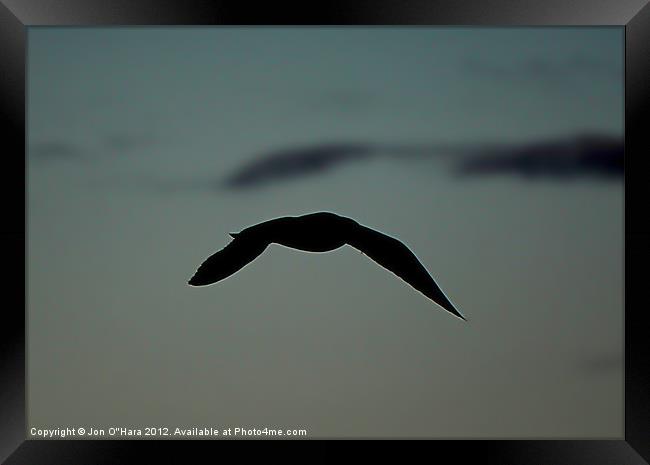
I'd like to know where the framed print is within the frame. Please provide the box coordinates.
[1,1,649,463]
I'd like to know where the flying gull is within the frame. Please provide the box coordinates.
[188,212,465,320]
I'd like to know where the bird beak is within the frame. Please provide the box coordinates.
[229,232,239,239]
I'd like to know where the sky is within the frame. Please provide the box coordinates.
[27,27,623,438]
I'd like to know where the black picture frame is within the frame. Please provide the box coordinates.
[2,1,649,463]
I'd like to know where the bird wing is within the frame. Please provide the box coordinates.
[188,237,269,286]
[346,224,465,320]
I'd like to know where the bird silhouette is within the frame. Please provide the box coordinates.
[188,212,465,320]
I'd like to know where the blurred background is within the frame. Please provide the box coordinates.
[27,27,623,438]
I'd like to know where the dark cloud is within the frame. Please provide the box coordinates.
[29,141,82,161]
[463,54,622,82]
[29,133,157,164]
[222,134,622,190]
[222,143,377,189]
[454,134,623,180]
